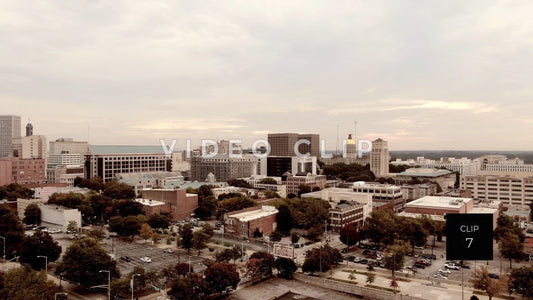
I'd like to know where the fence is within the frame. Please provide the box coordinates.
[293,273,426,300]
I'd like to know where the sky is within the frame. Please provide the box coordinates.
[1,1,533,151]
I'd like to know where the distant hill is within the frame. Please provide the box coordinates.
[390,151,533,164]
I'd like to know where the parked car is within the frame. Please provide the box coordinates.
[414,263,426,269]
[140,257,152,263]
[163,249,174,254]
[345,255,356,262]
[34,226,47,231]
[433,273,448,280]
[47,228,62,234]
[444,263,460,270]
[488,273,499,279]
[438,268,452,274]
[120,256,132,262]
[358,259,369,265]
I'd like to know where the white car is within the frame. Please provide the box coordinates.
[47,228,62,234]
[163,249,174,254]
[433,273,448,280]
[438,268,452,274]
[444,263,460,270]
[140,257,152,263]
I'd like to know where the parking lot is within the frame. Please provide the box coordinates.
[102,241,207,276]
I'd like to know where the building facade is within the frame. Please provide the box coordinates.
[267,133,320,157]
[0,157,47,185]
[329,201,365,233]
[285,173,327,196]
[49,138,90,155]
[0,115,21,158]
[190,154,258,182]
[266,156,317,177]
[461,175,533,207]
[370,138,389,177]
[85,153,171,182]
[224,206,278,238]
[352,181,404,212]
[140,189,198,221]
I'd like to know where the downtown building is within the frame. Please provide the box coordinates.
[352,181,404,212]
[370,138,389,177]
[461,174,533,207]
[0,115,21,158]
[84,153,171,182]
[190,154,258,182]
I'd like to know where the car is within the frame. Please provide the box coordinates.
[163,249,174,254]
[341,248,349,253]
[120,256,132,262]
[488,273,499,279]
[140,257,152,263]
[444,263,460,270]
[362,249,371,255]
[24,224,37,230]
[433,273,448,280]
[345,255,356,262]
[414,263,426,269]
[47,228,62,234]
[438,269,452,274]
[34,226,47,231]
[358,259,368,265]
[461,264,471,269]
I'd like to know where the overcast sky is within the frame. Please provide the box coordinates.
[1,1,532,150]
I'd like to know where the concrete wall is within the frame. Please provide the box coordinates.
[40,205,82,230]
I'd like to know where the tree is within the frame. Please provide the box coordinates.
[121,215,141,238]
[192,231,209,255]
[102,181,135,200]
[246,252,275,281]
[20,231,62,270]
[87,193,110,224]
[215,247,241,264]
[297,184,312,197]
[216,197,256,218]
[253,228,263,238]
[147,213,171,230]
[105,199,144,219]
[0,204,25,258]
[47,192,94,223]
[0,183,33,201]
[140,223,153,243]
[66,221,78,234]
[0,266,60,300]
[305,224,324,242]
[362,210,397,246]
[180,223,194,253]
[87,227,105,241]
[275,257,297,279]
[108,216,123,234]
[175,262,192,278]
[258,177,278,185]
[169,273,208,300]
[302,244,342,274]
[291,232,300,244]
[509,265,533,298]
[383,243,410,276]
[470,266,508,300]
[366,272,376,285]
[339,222,363,248]
[227,179,253,188]
[194,195,217,219]
[77,177,104,191]
[498,232,524,269]
[23,203,41,225]
[397,217,428,250]
[276,204,293,234]
[494,215,525,242]
[55,238,120,287]
[204,263,240,295]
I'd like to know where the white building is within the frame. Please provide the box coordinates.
[49,138,90,155]
[12,135,47,159]
[352,181,404,211]
[40,205,82,230]
[370,138,389,177]
[0,115,21,158]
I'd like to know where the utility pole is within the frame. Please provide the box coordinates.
[99,270,111,300]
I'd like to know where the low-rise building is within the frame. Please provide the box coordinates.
[224,205,278,238]
[400,183,437,202]
[134,198,168,217]
[352,181,404,212]
[0,157,47,185]
[40,205,82,230]
[211,186,255,199]
[396,168,456,190]
[461,175,533,207]
[285,173,327,196]
[329,201,365,233]
[140,189,198,221]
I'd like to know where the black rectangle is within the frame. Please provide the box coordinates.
[446,214,493,261]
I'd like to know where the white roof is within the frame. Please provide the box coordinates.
[229,206,278,222]
[469,207,497,214]
[135,198,166,206]
[405,196,473,209]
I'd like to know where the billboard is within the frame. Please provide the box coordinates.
[273,243,294,259]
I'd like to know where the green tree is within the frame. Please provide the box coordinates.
[275,257,297,279]
[194,195,217,219]
[192,231,209,255]
[215,246,242,264]
[227,179,253,188]
[66,221,78,234]
[180,223,194,253]
[140,223,153,243]
[216,197,257,218]
[383,243,410,276]
[108,215,123,234]
[302,244,342,274]
[246,252,275,281]
[77,177,104,191]
[297,184,312,197]
[87,227,105,241]
[362,210,397,246]
[339,222,363,248]
[0,204,25,258]
[258,177,278,185]
[0,266,60,300]
[509,265,533,298]
[470,266,508,300]
[169,273,208,300]
[121,215,141,238]
[397,217,428,251]
[204,263,240,295]
[0,183,33,201]
[23,203,41,225]
[498,232,524,269]
[55,238,120,287]
[269,231,282,242]
[147,213,171,230]
[20,231,62,270]
[102,181,135,200]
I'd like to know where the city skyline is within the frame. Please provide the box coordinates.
[2,1,533,150]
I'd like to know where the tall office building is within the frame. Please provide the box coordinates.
[85,153,171,182]
[25,122,33,136]
[49,138,90,155]
[0,115,21,157]
[267,133,320,157]
[370,138,389,177]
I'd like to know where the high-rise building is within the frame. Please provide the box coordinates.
[345,134,357,158]
[267,133,320,157]
[49,138,90,155]
[85,153,171,182]
[25,122,33,136]
[0,115,21,158]
[13,135,47,159]
[370,138,389,177]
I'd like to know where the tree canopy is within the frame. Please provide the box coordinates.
[20,231,62,270]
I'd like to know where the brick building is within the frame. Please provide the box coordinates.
[224,206,278,238]
[140,189,198,221]
[0,157,47,185]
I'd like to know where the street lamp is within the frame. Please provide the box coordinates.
[99,270,111,300]
[54,292,68,300]
[37,255,48,274]
[131,273,141,300]
[0,235,6,261]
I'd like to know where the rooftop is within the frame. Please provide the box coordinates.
[228,206,278,222]
[135,198,166,206]
[398,168,453,177]
[405,196,473,209]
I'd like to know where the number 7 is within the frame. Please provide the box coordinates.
[466,238,473,248]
